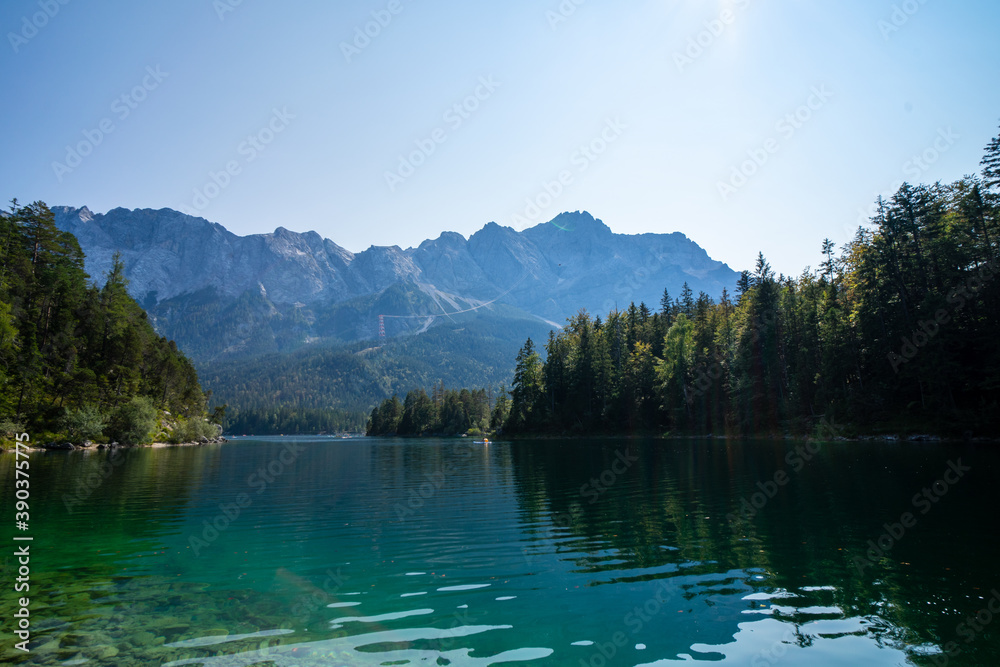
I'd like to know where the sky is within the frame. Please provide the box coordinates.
[1,0,999,276]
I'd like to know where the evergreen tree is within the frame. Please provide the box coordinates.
[679,283,695,316]
[0,200,208,442]
[507,339,544,433]
[820,238,836,279]
[982,122,1000,193]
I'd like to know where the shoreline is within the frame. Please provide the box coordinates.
[366,432,1000,444]
[6,434,998,451]
[0,437,228,452]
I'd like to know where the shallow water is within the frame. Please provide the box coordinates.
[2,436,999,665]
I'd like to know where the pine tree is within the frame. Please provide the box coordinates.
[0,200,208,440]
[659,288,672,315]
[982,122,1000,193]
[679,283,695,316]
[820,238,836,279]
[507,339,544,433]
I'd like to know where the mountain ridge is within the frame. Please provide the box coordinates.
[53,206,740,361]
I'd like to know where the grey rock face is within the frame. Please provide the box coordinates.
[53,206,739,357]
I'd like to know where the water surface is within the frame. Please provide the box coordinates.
[2,436,999,665]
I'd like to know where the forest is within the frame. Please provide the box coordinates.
[0,201,214,446]
[202,311,552,434]
[366,384,500,437]
[369,127,1000,438]
[224,405,365,436]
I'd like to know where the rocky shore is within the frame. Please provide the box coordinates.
[27,436,229,451]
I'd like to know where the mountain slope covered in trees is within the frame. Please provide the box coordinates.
[0,202,212,445]
[203,306,553,434]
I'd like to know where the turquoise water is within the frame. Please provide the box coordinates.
[2,436,999,665]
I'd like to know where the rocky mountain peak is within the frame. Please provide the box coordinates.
[53,205,740,359]
[543,210,611,235]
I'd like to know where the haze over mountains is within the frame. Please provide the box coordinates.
[53,207,739,362]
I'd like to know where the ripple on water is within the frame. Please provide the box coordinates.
[437,584,491,592]
[163,624,553,666]
[165,628,295,649]
[329,607,434,629]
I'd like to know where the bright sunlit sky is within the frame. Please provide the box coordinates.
[2,0,999,275]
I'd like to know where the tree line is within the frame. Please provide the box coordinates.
[368,125,1000,438]
[0,201,212,445]
[225,406,365,435]
[502,129,1000,437]
[366,383,502,436]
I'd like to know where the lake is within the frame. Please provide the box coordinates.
[2,436,999,665]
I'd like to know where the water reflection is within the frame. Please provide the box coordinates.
[508,438,1000,665]
[1,437,998,665]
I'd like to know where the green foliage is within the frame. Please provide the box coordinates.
[0,418,24,438]
[367,385,492,436]
[106,396,157,445]
[0,200,207,440]
[209,404,227,425]
[200,311,552,434]
[490,385,510,431]
[506,338,545,433]
[225,406,364,435]
[498,136,1000,437]
[982,121,1000,193]
[60,405,106,441]
[170,416,220,443]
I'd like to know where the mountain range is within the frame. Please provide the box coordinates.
[53,207,738,359]
[52,206,739,417]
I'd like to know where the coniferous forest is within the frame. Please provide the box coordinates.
[369,128,1000,438]
[0,201,213,445]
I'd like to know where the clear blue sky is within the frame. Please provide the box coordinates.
[2,0,998,275]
